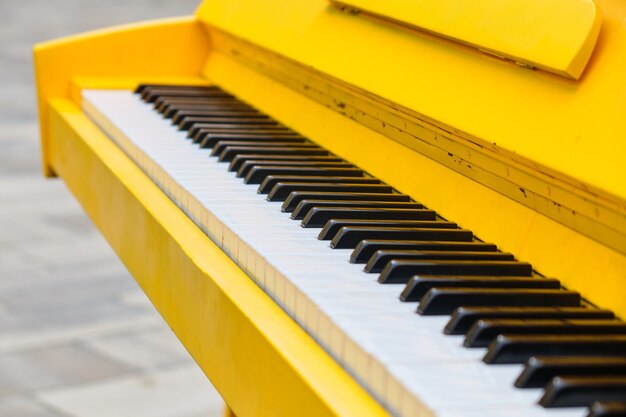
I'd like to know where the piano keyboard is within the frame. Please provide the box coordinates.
[81,85,626,417]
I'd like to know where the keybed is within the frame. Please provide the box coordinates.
[83,85,626,417]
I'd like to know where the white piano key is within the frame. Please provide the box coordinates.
[82,89,586,417]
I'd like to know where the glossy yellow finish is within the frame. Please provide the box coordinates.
[206,29,626,258]
[205,49,626,320]
[196,0,626,208]
[47,98,392,417]
[331,0,601,79]
[33,16,210,177]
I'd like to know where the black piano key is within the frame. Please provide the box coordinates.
[366,249,514,273]
[301,208,436,228]
[331,227,474,249]
[207,136,306,149]
[229,155,344,173]
[187,124,293,143]
[258,175,379,193]
[171,108,261,123]
[516,356,626,389]
[248,167,365,185]
[445,306,615,335]
[163,98,251,110]
[201,132,303,148]
[211,141,317,158]
[157,98,242,112]
[283,192,412,213]
[142,88,232,102]
[135,84,219,95]
[158,99,238,113]
[155,95,239,107]
[187,119,283,138]
[163,102,254,117]
[238,161,354,178]
[136,83,218,92]
[267,183,393,202]
[364,245,504,272]
[143,88,233,103]
[292,200,424,220]
[465,319,626,348]
[175,112,269,128]
[351,240,498,263]
[418,288,580,316]
[135,83,160,94]
[540,376,626,408]
[401,276,560,302]
[217,147,330,163]
[379,259,531,284]
[483,335,626,365]
[200,134,304,148]
[588,400,626,417]
[167,104,255,118]
[319,220,457,241]
[179,116,278,131]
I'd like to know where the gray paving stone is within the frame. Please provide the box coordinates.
[0,124,41,176]
[0,315,161,354]
[0,179,91,244]
[83,324,192,370]
[0,243,43,275]
[0,1,224,415]
[0,342,135,396]
[37,364,223,417]
[0,273,151,334]
[9,233,119,268]
[0,396,66,417]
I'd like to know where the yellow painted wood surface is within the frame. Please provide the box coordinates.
[195,0,626,207]
[205,50,626,320]
[332,0,601,79]
[204,29,626,258]
[34,16,210,176]
[33,3,626,411]
[47,98,392,417]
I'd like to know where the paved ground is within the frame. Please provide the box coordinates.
[0,2,224,416]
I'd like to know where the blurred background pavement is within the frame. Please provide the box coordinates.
[0,1,224,416]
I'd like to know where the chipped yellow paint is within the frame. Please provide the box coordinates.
[204,48,626,320]
[195,0,626,217]
[204,28,626,257]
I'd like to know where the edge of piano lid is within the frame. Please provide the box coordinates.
[33,0,626,416]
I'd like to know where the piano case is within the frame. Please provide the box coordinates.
[34,1,626,416]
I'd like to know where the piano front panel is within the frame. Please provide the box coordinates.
[204,29,626,256]
[196,0,626,206]
[202,38,626,320]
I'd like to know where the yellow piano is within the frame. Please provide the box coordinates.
[33,0,626,416]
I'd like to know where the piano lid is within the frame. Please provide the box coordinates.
[330,0,602,80]
[196,0,626,217]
